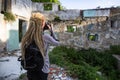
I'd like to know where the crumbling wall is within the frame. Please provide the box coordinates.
[40,10,80,21]
[110,8,120,16]
[56,10,80,20]
[53,14,120,50]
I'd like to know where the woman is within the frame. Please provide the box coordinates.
[21,12,60,80]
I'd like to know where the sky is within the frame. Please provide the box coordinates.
[59,0,120,9]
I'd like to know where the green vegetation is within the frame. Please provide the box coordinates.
[109,45,120,55]
[19,73,27,80]
[54,16,61,22]
[49,45,120,80]
[31,0,64,10]
[4,12,15,22]
[87,33,98,41]
[44,3,52,10]
[67,25,75,32]
[32,0,59,3]
[89,35,96,41]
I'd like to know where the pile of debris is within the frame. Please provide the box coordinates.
[0,50,79,80]
[48,64,78,80]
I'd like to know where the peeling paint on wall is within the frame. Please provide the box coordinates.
[6,19,19,51]
[11,0,32,18]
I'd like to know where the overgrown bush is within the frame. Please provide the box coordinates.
[49,46,120,80]
[77,48,118,80]
[19,73,27,80]
[109,45,120,55]
[32,0,59,3]
[54,16,61,22]
[67,26,75,32]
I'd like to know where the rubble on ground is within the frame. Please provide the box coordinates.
[48,64,78,80]
[0,50,78,80]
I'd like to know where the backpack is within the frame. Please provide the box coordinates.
[18,56,37,70]
[18,42,44,71]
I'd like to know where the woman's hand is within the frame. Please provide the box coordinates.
[48,23,53,31]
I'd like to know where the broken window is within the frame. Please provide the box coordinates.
[67,25,77,32]
[111,20,117,28]
[44,3,52,11]
[87,33,99,41]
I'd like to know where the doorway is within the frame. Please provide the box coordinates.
[19,19,27,42]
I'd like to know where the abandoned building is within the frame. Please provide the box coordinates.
[0,0,120,52]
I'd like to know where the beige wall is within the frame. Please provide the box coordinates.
[0,14,7,42]
[0,14,7,51]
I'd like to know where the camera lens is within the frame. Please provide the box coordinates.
[43,22,49,30]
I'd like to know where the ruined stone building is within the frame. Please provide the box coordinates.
[0,0,120,52]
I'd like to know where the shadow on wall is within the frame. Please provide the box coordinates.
[7,30,19,51]
[0,39,7,52]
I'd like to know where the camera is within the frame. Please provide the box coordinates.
[43,22,59,41]
[43,22,51,30]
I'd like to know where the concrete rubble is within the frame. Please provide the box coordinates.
[48,64,78,80]
[0,50,78,80]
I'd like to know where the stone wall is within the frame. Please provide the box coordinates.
[41,10,81,21]
[110,8,120,16]
[53,14,120,50]
[56,10,80,20]
[32,2,43,12]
